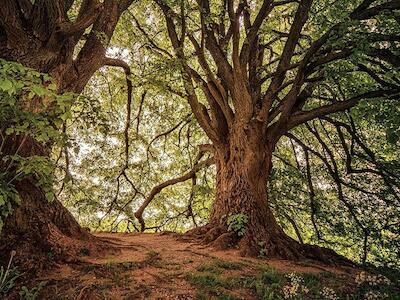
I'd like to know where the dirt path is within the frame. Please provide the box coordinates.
[14,233,359,299]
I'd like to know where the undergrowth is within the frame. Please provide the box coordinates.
[186,261,400,300]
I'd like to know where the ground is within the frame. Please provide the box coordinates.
[3,232,399,299]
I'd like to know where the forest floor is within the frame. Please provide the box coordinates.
[5,232,400,300]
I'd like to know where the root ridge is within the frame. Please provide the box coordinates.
[184,223,353,266]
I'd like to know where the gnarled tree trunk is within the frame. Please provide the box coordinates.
[0,0,134,270]
[188,122,347,262]
[0,134,91,270]
[155,0,396,264]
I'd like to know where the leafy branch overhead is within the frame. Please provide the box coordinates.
[0,0,399,270]
[148,0,400,146]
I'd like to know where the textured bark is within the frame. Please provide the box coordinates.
[0,133,93,270]
[0,0,134,270]
[187,122,349,263]
[156,0,397,264]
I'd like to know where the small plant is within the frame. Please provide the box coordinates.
[354,271,395,300]
[236,266,283,300]
[197,259,243,274]
[0,250,20,295]
[227,213,248,237]
[186,271,239,299]
[104,260,116,270]
[320,286,339,300]
[197,263,223,275]
[258,241,267,257]
[214,260,243,270]
[47,250,54,259]
[282,273,310,299]
[19,281,47,300]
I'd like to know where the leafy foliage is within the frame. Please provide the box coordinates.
[0,59,92,232]
[0,251,19,296]
[19,281,47,300]
[227,214,249,237]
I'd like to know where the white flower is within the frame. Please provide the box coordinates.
[355,272,391,286]
[364,290,382,300]
[320,286,339,300]
[282,273,310,299]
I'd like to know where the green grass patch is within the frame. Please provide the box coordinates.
[188,263,400,300]
[214,260,243,270]
[196,259,243,275]
[186,271,242,300]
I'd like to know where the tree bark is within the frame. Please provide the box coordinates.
[0,0,134,270]
[187,121,349,262]
[0,123,93,271]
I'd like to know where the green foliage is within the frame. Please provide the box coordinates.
[258,241,267,258]
[19,281,47,300]
[186,271,240,300]
[353,271,400,300]
[226,214,248,237]
[196,259,243,275]
[0,182,20,233]
[189,265,400,300]
[0,59,73,230]
[234,266,283,299]
[0,251,20,296]
[213,260,243,270]
[0,266,19,296]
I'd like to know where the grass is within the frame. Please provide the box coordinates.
[231,266,284,300]
[186,266,283,300]
[187,259,245,300]
[214,260,243,270]
[186,272,241,300]
[187,264,343,300]
[196,259,243,275]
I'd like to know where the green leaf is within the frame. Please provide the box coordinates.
[5,128,14,135]
[31,85,48,97]
[45,192,55,202]
[0,78,13,93]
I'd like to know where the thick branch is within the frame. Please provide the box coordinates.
[134,156,214,231]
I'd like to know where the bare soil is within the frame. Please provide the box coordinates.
[5,232,361,300]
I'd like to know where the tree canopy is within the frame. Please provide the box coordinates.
[0,0,399,269]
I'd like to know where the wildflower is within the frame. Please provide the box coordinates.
[355,271,391,286]
[282,273,309,299]
[320,287,339,300]
[364,290,382,300]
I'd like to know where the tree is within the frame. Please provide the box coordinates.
[133,0,400,258]
[0,0,134,267]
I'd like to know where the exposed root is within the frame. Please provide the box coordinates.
[0,183,116,273]
[211,231,237,250]
[183,223,353,266]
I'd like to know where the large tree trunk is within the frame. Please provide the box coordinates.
[0,0,133,271]
[188,122,348,262]
[0,135,92,271]
[0,57,104,271]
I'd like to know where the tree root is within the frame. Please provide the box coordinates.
[184,223,353,266]
[0,186,114,273]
